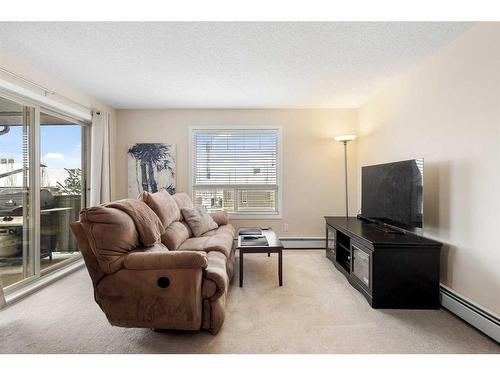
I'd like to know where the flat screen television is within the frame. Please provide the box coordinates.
[361,159,424,232]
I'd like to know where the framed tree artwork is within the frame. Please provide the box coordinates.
[127,143,176,198]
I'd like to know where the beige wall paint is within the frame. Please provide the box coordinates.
[0,47,117,192]
[357,23,500,314]
[10,21,490,313]
[115,109,358,237]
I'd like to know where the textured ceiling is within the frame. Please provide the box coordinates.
[0,22,473,109]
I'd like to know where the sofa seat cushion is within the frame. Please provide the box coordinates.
[161,221,193,250]
[177,237,207,252]
[178,232,233,258]
[139,189,180,228]
[204,233,233,258]
[181,207,218,237]
[201,224,235,238]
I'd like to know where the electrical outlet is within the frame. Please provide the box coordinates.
[283,223,289,232]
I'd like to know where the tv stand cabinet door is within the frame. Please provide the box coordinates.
[351,241,372,293]
[372,246,441,309]
[325,224,337,262]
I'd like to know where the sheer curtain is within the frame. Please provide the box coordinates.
[90,111,111,206]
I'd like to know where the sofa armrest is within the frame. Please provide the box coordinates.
[123,250,208,270]
[209,211,228,226]
[202,252,229,300]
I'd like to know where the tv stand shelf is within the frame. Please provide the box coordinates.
[324,216,442,309]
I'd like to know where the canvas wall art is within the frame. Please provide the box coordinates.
[127,143,176,198]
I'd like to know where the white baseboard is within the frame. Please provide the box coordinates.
[440,285,499,343]
[279,237,325,249]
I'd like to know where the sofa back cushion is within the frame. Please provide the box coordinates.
[139,189,180,228]
[161,221,193,250]
[172,192,194,215]
[106,199,164,247]
[209,211,229,226]
[70,221,107,286]
[79,206,140,274]
[181,207,218,237]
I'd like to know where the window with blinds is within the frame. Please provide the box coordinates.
[191,128,280,215]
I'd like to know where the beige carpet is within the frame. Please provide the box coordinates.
[0,250,498,354]
[0,253,78,287]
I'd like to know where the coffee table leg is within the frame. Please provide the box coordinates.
[239,249,243,287]
[278,249,283,286]
[268,252,270,257]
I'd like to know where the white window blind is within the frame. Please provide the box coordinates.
[191,128,280,215]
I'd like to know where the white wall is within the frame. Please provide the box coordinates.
[114,24,500,314]
[0,47,117,192]
[115,109,358,237]
[357,23,500,314]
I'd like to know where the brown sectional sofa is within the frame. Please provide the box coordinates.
[70,191,235,334]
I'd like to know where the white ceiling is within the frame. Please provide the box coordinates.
[0,22,473,109]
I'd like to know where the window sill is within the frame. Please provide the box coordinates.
[228,213,282,220]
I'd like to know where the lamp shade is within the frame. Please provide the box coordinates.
[334,134,357,142]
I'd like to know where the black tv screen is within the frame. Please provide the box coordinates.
[361,159,424,231]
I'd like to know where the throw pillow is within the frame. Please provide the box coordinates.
[139,189,181,228]
[209,211,229,226]
[181,207,218,237]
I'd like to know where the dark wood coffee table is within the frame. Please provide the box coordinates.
[237,228,283,287]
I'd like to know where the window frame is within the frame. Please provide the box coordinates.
[189,125,283,219]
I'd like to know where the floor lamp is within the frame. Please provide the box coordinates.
[334,134,357,217]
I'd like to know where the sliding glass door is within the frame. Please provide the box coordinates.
[0,93,88,291]
[39,112,86,274]
[0,96,35,288]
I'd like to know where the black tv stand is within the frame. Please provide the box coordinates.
[325,216,442,309]
[357,214,406,234]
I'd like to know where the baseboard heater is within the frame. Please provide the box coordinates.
[440,285,499,343]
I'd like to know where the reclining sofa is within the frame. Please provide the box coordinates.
[70,191,235,334]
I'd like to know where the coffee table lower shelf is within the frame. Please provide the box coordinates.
[238,248,283,287]
[237,228,283,287]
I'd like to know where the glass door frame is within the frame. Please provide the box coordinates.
[0,88,90,294]
[38,108,90,278]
